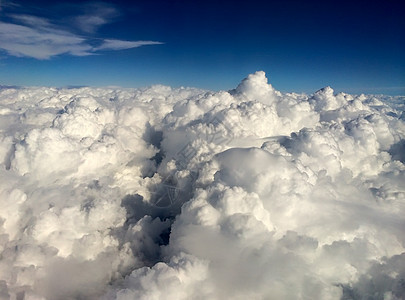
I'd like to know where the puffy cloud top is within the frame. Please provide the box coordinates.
[0,72,404,299]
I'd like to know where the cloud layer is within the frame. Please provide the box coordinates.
[0,72,404,299]
[0,2,162,59]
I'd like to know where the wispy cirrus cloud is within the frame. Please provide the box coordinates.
[0,21,92,59]
[96,39,163,51]
[0,0,19,11]
[0,2,162,60]
[10,14,52,28]
[73,2,120,33]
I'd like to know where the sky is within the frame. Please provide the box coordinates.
[0,0,404,94]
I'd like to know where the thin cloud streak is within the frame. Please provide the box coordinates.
[0,0,19,11]
[96,39,163,51]
[10,14,53,28]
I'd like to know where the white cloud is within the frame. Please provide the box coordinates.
[75,15,109,33]
[0,72,404,299]
[0,4,162,59]
[0,22,93,59]
[96,39,163,51]
[10,14,53,28]
[73,2,119,33]
[0,0,18,11]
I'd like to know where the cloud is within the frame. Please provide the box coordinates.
[0,72,404,299]
[10,14,53,28]
[0,22,93,59]
[73,2,119,33]
[0,0,18,11]
[0,3,162,59]
[96,39,163,51]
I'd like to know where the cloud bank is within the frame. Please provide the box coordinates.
[0,2,162,59]
[0,71,404,299]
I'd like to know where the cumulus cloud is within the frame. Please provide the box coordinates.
[0,2,162,59]
[0,71,404,299]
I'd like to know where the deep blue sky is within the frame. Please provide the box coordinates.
[0,0,404,94]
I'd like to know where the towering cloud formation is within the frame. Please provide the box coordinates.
[0,72,404,299]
